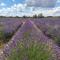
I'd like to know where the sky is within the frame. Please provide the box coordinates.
[0,0,60,17]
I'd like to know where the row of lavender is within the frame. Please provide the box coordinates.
[0,20,60,60]
[34,18,60,46]
[0,18,22,33]
[0,17,60,44]
[0,18,23,43]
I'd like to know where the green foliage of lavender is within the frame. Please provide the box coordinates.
[0,30,13,43]
[6,41,53,60]
[0,25,5,43]
[52,36,60,46]
[0,31,5,42]
[4,32,14,43]
[6,31,53,60]
[0,25,13,43]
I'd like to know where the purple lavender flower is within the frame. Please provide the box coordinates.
[1,20,60,60]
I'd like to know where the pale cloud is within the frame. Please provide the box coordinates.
[52,7,60,16]
[26,0,57,8]
[0,1,59,17]
[0,2,6,6]
[0,3,27,17]
[12,0,15,2]
[57,0,60,2]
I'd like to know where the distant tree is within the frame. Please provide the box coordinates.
[15,16,20,18]
[46,16,53,18]
[33,14,37,18]
[23,15,27,18]
[0,16,6,18]
[38,13,44,18]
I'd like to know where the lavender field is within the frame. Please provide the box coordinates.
[0,18,60,60]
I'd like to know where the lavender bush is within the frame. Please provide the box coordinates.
[0,19,22,43]
[2,20,59,60]
[34,19,60,46]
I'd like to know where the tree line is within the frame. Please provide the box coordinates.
[0,13,59,18]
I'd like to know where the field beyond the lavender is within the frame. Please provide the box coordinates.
[0,17,60,60]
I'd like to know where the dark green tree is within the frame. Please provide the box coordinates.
[38,13,44,18]
[33,14,37,18]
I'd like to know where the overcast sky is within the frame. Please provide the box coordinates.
[0,0,59,16]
